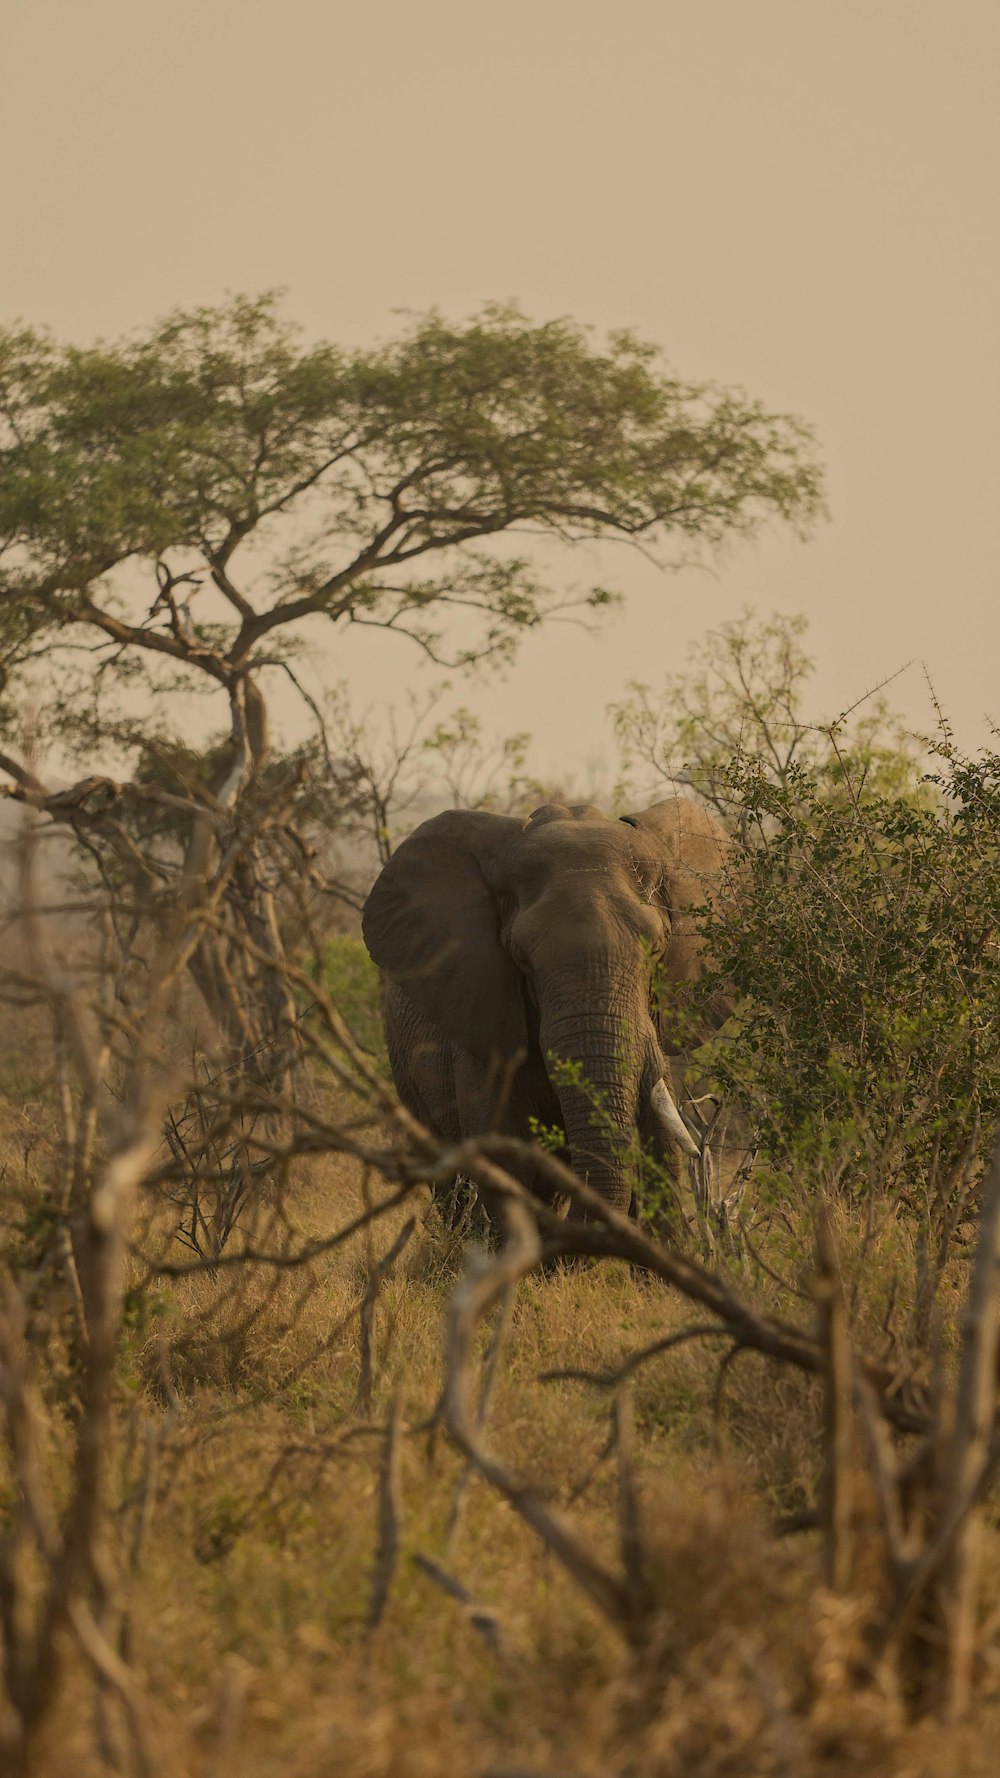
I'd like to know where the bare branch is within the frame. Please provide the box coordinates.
[357,1218,416,1415]
[411,1553,506,1659]
[366,1393,404,1634]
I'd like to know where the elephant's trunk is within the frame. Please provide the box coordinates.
[540,992,651,1214]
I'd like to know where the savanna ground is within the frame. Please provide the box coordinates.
[4,978,1000,1778]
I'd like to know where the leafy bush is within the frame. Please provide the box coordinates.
[611,608,926,822]
[319,934,386,1061]
[698,745,1000,1212]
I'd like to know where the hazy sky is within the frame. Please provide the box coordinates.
[5,0,999,780]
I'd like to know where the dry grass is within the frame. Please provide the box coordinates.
[4,1058,1000,1776]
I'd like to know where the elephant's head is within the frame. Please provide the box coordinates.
[361,798,731,1212]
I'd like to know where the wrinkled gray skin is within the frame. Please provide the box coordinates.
[361,798,731,1218]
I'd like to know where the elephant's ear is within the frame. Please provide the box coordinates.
[361,809,528,1063]
[622,800,722,881]
[625,798,731,1017]
[624,797,730,895]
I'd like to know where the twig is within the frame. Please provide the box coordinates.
[357,1219,416,1414]
[446,1284,515,1548]
[540,1323,731,1389]
[411,1553,505,1658]
[565,1418,619,1507]
[936,1133,1000,1715]
[815,1217,855,1593]
[366,1393,403,1634]
[132,1182,419,1276]
[615,1383,647,1627]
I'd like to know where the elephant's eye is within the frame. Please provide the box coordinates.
[619,815,638,829]
[632,903,668,952]
[507,908,544,969]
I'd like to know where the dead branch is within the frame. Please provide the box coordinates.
[615,1383,647,1620]
[411,1553,506,1658]
[539,1323,732,1389]
[815,1217,855,1593]
[445,1284,515,1549]
[932,1132,1000,1715]
[357,1218,416,1414]
[440,1187,638,1637]
[366,1393,403,1634]
[565,1418,620,1507]
[466,1135,927,1436]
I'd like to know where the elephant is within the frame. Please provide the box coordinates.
[361,797,732,1221]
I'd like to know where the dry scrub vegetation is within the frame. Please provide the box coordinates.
[5,718,1000,1777]
[3,300,1000,1775]
[4,876,1000,1778]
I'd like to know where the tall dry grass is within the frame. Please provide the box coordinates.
[3,1071,1000,1778]
[0,888,994,1778]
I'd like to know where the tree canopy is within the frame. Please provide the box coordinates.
[0,294,826,1081]
[0,295,824,761]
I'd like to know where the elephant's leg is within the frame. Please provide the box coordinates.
[381,983,569,1232]
[451,1047,570,1225]
[380,985,501,1231]
[381,982,472,1226]
[382,980,461,1140]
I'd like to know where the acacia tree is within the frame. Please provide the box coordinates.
[0,296,824,1075]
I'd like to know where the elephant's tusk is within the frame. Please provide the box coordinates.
[650,1077,701,1158]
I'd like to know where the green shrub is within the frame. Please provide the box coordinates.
[697,745,1000,1209]
[319,933,386,1062]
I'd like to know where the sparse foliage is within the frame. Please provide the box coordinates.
[612,608,924,822]
[321,680,537,898]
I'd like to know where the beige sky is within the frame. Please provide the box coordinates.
[5,0,999,780]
